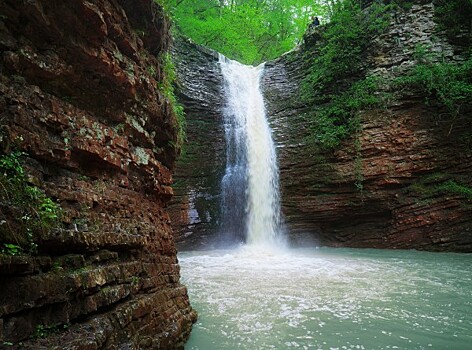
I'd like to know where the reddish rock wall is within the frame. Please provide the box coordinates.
[137,1,472,256]
[0,0,196,348]
[170,2,471,252]
[262,2,472,251]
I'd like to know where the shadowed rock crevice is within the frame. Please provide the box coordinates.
[168,37,226,250]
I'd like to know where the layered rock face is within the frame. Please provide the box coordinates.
[0,0,196,348]
[171,2,471,252]
[168,39,225,250]
[262,2,472,251]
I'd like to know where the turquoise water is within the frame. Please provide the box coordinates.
[179,247,472,349]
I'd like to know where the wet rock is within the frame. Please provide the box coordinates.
[168,37,226,250]
[167,2,471,253]
[0,0,195,347]
[261,2,472,252]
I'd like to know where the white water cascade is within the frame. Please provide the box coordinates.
[219,55,283,247]
[179,57,472,350]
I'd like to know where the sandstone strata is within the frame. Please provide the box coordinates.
[172,2,472,252]
[262,2,472,251]
[168,38,226,250]
[0,0,196,348]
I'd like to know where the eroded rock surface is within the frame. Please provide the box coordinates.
[172,2,471,252]
[168,38,226,250]
[262,2,472,251]
[0,0,196,348]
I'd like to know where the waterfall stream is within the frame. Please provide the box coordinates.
[219,55,282,247]
[179,57,472,350]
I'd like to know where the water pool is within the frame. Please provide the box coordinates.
[180,247,472,349]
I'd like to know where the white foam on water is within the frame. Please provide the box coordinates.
[219,55,284,248]
[181,248,472,349]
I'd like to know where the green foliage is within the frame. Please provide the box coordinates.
[300,0,393,150]
[301,0,392,99]
[408,174,472,200]
[51,260,63,271]
[1,243,22,256]
[0,151,61,254]
[306,76,387,149]
[396,54,472,114]
[159,0,327,64]
[33,323,70,339]
[159,53,186,149]
[433,0,472,40]
[131,275,140,286]
[437,180,472,199]
[390,0,415,11]
[147,65,157,78]
[0,150,25,182]
[412,43,435,63]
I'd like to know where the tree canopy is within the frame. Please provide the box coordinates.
[159,0,328,64]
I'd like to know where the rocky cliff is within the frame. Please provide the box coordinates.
[262,2,472,251]
[168,38,225,250]
[171,1,471,252]
[0,0,196,348]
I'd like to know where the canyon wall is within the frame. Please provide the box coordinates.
[172,2,472,252]
[262,2,472,251]
[0,0,196,348]
[168,39,226,250]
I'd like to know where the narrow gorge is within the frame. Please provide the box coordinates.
[170,1,472,253]
[1,0,471,349]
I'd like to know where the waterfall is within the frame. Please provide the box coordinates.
[219,54,282,247]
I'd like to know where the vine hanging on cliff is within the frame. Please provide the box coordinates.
[158,52,186,151]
